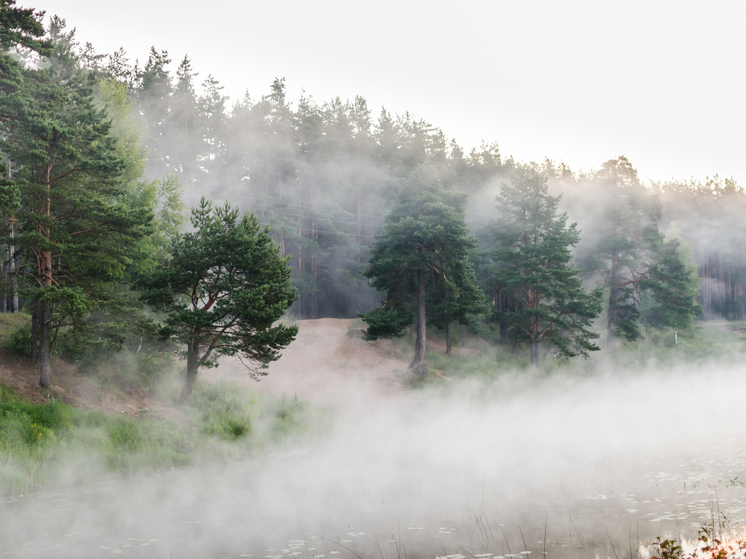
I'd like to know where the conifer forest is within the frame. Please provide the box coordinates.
[3,4,738,375]
[5,3,746,559]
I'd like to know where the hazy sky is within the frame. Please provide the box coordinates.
[35,0,746,185]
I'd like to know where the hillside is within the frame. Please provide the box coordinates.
[0,318,448,415]
[206,318,412,410]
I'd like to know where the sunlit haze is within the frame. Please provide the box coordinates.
[36,0,746,185]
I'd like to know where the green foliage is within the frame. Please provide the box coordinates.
[618,321,746,364]
[363,177,478,322]
[190,381,256,440]
[0,379,329,495]
[361,174,483,370]
[573,157,664,343]
[0,0,49,54]
[8,323,30,355]
[487,166,603,364]
[0,19,154,386]
[0,311,29,349]
[642,233,702,330]
[360,303,413,340]
[267,393,321,440]
[653,176,746,320]
[138,197,298,401]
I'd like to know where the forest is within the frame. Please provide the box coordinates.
[4,4,746,559]
[0,2,743,382]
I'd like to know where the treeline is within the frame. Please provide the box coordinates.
[0,3,745,380]
[69,40,507,319]
[0,12,184,387]
[84,37,745,324]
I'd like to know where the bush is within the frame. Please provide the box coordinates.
[0,379,331,495]
[9,324,32,356]
[190,380,257,441]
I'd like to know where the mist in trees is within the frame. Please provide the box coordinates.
[360,171,484,376]
[137,198,298,403]
[485,166,603,366]
[0,0,736,380]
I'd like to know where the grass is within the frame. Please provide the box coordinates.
[0,379,332,496]
[620,322,746,364]
[414,320,746,384]
[0,312,29,349]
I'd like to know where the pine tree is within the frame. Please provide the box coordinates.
[361,171,480,376]
[581,156,663,348]
[138,198,298,404]
[0,0,48,54]
[641,232,702,341]
[426,255,485,354]
[490,166,603,366]
[0,25,151,387]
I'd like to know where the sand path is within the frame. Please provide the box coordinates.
[204,318,412,410]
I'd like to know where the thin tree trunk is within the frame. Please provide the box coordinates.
[445,323,452,355]
[530,341,539,367]
[179,340,200,405]
[0,237,6,312]
[8,222,16,312]
[606,251,620,352]
[357,189,362,261]
[38,304,51,387]
[0,256,6,312]
[409,266,428,377]
[30,300,39,364]
[38,164,53,387]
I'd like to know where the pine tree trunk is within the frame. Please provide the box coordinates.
[530,341,539,367]
[445,323,452,355]
[409,267,428,377]
[38,165,53,387]
[179,340,200,405]
[357,190,363,260]
[607,251,620,352]
[9,223,16,313]
[30,300,39,364]
[38,304,51,387]
[0,240,6,312]
[498,291,509,345]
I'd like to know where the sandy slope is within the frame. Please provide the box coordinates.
[204,318,412,410]
[0,354,178,418]
[0,318,434,415]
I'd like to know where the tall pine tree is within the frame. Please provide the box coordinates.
[490,166,603,366]
[361,170,480,376]
[0,23,151,387]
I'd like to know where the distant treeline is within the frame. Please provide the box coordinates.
[2,15,746,326]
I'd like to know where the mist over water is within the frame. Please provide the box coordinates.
[3,358,746,558]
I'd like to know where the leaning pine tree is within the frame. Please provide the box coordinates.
[361,172,482,377]
[138,198,298,404]
[491,166,603,366]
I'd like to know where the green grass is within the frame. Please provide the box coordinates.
[0,312,30,349]
[404,320,746,389]
[611,322,746,367]
[0,380,332,496]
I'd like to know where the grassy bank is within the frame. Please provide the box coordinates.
[0,381,331,496]
[412,320,746,384]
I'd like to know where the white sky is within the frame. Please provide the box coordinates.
[35,0,746,185]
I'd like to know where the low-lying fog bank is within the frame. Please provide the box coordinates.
[3,362,746,559]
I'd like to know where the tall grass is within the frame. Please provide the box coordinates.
[0,380,332,496]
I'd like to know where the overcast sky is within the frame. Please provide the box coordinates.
[35,0,746,185]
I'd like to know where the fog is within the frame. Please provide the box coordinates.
[4,354,746,558]
[4,12,746,559]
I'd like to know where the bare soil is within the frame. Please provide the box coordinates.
[0,318,467,415]
[204,318,414,410]
[0,353,178,419]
